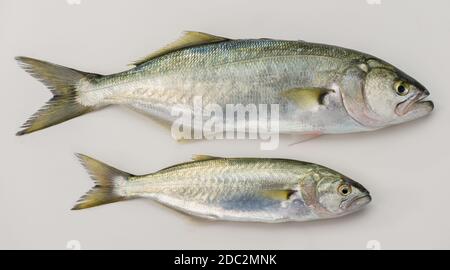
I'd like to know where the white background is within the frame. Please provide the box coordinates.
[1,0,449,249]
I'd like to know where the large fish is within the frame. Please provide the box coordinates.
[72,154,371,222]
[16,31,433,137]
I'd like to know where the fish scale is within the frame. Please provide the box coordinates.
[70,154,371,222]
[15,32,432,223]
[16,31,432,136]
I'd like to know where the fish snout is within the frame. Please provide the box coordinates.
[415,87,434,113]
[349,194,371,209]
[342,193,372,213]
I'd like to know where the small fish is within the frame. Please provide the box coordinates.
[72,154,371,223]
[15,31,433,137]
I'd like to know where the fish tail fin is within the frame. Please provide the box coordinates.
[72,153,133,210]
[15,56,101,135]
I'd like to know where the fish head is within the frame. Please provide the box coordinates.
[341,59,434,128]
[314,173,371,217]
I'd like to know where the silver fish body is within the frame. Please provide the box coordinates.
[16,32,433,136]
[73,154,371,223]
[80,39,361,134]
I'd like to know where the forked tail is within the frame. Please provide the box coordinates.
[15,56,101,135]
[72,154,133,210]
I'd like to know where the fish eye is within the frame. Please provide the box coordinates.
[395,82,409,96]
[337,184,352,196]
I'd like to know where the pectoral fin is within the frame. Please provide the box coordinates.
[260,190,296,201]
[281,87,334,110]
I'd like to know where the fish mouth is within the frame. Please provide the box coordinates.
[395,91,434,116]
[340,194,372,211]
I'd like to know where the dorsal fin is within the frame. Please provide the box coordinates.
[192,154,221,161]
[131,31,230,66]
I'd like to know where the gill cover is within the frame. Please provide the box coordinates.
[340,59,388,128]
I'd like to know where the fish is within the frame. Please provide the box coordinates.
[15,31,434,137]
[72,154,371,223]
